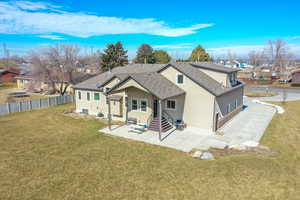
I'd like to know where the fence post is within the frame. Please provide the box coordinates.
[39,98,42,109]
[7,103,10,114]
[18,101,21,112]
[48,97,50,107]
[29,100,32,110]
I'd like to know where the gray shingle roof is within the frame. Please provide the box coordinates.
[109,72,185,100]
[73,62,244,96]
[160,63,244,96]
[73,64,166,90]
[189,62,240,73]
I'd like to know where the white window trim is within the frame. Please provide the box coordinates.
[140,99,148,112]
[131,98,139,111]
[176,73,184,85]
[165,99,176,111]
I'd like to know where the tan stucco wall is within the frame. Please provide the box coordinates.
[125,87,153,124]
[197,68,229,87]
[75,89,125,121]
[215,86,244,117]
[160,66,215,130]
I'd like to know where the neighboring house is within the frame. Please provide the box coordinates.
[74,62,244,132]
[291,69,300,83]
[16,73,93,94]
[0,69,19,84]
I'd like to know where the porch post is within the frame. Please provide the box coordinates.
[158,99,162,141]
[125,92,128,125]
[108,97,112,131]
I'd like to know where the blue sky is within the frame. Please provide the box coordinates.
[1,0,300,58]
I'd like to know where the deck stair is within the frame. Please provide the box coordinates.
[149,117,173,132]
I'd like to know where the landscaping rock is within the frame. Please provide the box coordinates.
[228,144,247,151]
[200,152,215,160]
[192,151,203,158]
[242,140,259,147]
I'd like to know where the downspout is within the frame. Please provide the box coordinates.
[158,99,162,141]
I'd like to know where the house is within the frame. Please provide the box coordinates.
[291,69,300,83]
[0,69,19,84]
[73,62,244,133]
[16,73,93,94]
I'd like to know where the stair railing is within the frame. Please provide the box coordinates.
[162,110,175,127]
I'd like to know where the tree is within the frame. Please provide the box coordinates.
[248,50,265,69]
[264,39,293,73]
[101,42,128,72]
[135,44,155,64]
[30,44,81,95]
[189,45,212,62]
[153,50,171,64]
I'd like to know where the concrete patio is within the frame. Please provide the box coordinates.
[99,97,277,152]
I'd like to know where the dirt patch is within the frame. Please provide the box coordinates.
[190,145,279,159]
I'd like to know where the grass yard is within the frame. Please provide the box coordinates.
[0,103,300,199]
[0,85,48,104]
[244,90,278,97]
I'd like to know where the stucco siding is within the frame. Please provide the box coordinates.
[160,66,215,130]
[197,68,229,86]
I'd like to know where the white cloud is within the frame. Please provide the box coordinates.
[207,44,300,57]
[38,34,65,40]
[207,45,265,57]
[14,1,60,10]
[0,1,213,38]
[153,43,193,49]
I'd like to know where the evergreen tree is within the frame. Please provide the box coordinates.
[153,50,171,64]
[135,44,155,64]
[101,42,128,71]
[189,45,212,62]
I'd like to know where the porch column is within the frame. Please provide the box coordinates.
[158,99,162,141]
[125,93,128,125]
[108,97,112,131]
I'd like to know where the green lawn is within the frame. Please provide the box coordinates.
[0,103,300,199]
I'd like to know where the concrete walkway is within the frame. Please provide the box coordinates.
[246,87,300,102]
[99,97,277,152]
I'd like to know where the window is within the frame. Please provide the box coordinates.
[78,91,81,100]
[87,92,90,101]
[131,99,138,110]
[140,99,147,112]
[177,74,184,84]
[166,100,176,110]
[94,93,100,100]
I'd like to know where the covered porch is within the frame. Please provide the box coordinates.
[106,72,186,141]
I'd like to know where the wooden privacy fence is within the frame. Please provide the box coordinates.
[0,94,74,116]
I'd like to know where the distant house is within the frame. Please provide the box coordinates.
[291,69,300,83]
[73,62,245,132]
[0,69,19,84]
[16,73,93,94]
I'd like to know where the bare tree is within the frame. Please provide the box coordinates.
[30,44,81,95]
[264,39,294,74]
[248,50,265,69]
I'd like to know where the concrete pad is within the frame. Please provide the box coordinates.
[99,98,276,152]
